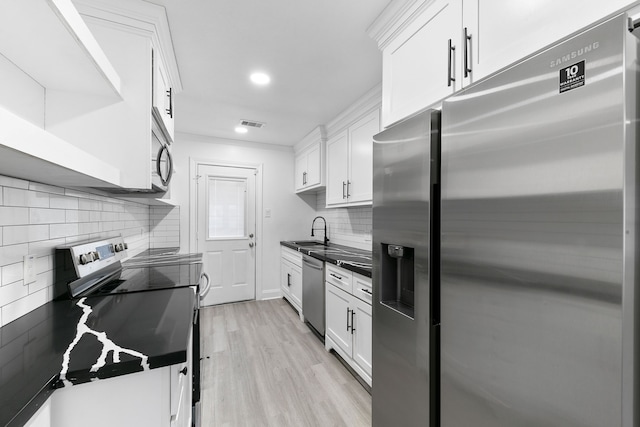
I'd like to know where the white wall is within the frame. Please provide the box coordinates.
[171,133,317,299]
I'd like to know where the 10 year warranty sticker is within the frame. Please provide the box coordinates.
[560,60,585,93]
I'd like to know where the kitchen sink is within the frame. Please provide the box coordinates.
[290,240,326,247]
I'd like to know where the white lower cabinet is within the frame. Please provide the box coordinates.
[29,330,192,427]
[281,246,303,319]
[325,265,372,386]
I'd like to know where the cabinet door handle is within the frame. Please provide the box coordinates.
[342,181,347,199]
[179,367,188,376]
[448,39,456,87]
[166,88,173,118]
[351,310,356,334]
[347,180,351,198]
[464,27,472,78]
[346,308,351,331]
[287,273,291,287]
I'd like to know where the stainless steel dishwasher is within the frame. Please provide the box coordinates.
[302,254,325,338]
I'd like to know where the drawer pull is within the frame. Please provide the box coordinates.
[330,273,343,280]
[360,288,372,295]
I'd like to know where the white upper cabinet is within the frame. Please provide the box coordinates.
[347,110,378,204]
[326,109,379,207]
[381,0,462,127]
[48,0,182,191]
[153,50,175,143]
[464,0,636,85]
[0,0,123,188]
[370,0,637,127]
[294,126,325,193]
[326,130,350,205]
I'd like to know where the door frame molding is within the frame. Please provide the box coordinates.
[189,157,264,301]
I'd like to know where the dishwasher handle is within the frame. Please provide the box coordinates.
[302,256,323,270]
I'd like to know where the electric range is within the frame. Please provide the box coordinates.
[53,236,208,427]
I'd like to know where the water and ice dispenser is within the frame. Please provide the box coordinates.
[380,243,415,319]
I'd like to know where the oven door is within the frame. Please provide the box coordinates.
[151,123,173,192]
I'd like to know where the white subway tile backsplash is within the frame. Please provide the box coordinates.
[30,208,66,224]
[28,182,64,195]
[3,224,49,245]
[0,174,182,326]
[28,272,52,294]
[3,188,49,208]
[0,206,29,226]
[50,195,79,210]
[78,199,102,211]
[0,176,29,189]
[2,288,47,325]
[65,210,79,223]
[315,190,371,250]
[50,223,79,239]
[0,280,28,306]
[35,255,52,275]
[1,262,23,286]
[0,243,29,266]
[27,238,67,256]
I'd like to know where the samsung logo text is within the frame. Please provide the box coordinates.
[550,42,599,68]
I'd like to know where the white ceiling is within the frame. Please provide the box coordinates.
[148,0,390,146]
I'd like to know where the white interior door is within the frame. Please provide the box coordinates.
[197,164,256,306]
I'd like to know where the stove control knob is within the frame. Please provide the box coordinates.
[92,251,100,260]
[124,243,128,250]
[79,254,89,265]
[114,244,123,253]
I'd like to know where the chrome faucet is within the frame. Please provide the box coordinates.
[311,216,329,245]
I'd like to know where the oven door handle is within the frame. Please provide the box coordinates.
[199,272,211,299]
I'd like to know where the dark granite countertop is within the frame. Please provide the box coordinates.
[280,241,372,278]
[0,288,195,427]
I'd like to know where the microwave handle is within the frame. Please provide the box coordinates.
[157,144,174,186]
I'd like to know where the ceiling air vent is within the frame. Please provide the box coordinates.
[240,119,266,129]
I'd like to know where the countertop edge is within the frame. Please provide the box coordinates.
[280,241,372,278]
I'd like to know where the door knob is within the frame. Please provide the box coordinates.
[249,233,254,238]
[249,242,254,248]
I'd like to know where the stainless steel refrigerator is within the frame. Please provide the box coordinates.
[372,109,441,426]
[440,13,639,427]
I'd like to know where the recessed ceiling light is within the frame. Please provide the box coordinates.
[234,126,248,134]
[250,72,270,86]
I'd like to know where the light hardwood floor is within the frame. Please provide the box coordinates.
[200,298,372,427]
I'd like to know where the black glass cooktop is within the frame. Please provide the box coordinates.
[82,263,203,297]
